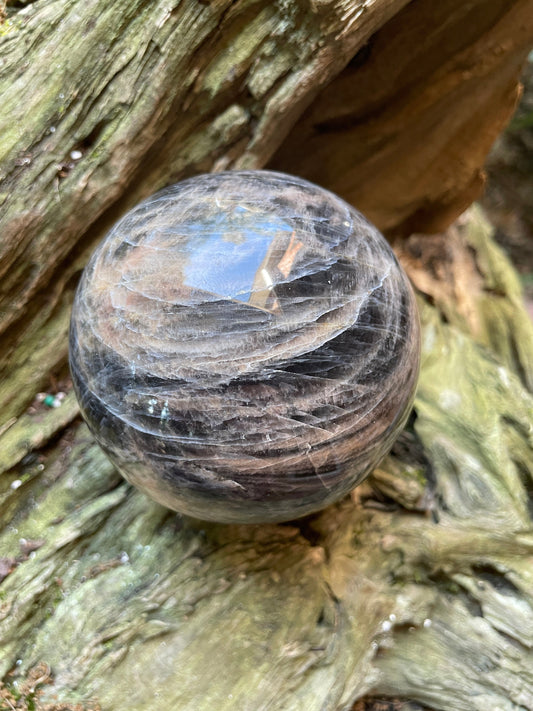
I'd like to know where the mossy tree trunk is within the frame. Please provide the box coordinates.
[1,1,533,709]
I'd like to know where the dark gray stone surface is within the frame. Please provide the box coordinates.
[69,171,420,523]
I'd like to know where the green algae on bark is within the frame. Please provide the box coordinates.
[1,212,532,710]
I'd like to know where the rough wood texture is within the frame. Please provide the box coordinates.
[1,0,533,709]
[0,0,410,424]
[271,0,533,235]
[2,211,533,711]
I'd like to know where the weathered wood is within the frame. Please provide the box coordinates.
[1,1,533,709]
[2,211,533,710]
[1,0,532,425]
[271,0,533,235]
[0,0,410,423]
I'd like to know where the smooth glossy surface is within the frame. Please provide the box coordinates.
[69,170,420,523]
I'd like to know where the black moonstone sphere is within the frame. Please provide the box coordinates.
[69,170,420,524]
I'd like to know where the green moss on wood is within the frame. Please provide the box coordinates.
[1,213,532,710]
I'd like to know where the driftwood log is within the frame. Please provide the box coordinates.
[1,1,533,709]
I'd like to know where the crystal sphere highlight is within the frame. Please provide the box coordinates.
[69,170,420,523]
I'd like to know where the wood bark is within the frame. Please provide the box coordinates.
[1,1,533,710]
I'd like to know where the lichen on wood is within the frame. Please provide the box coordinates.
[1,0,531,426]
[1,0,533,708]
[0,0,410,424]
[1,210,533,710]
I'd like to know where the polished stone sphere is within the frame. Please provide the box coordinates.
[69,170,420,523]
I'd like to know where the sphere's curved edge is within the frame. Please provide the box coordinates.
[69,169,421,524]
